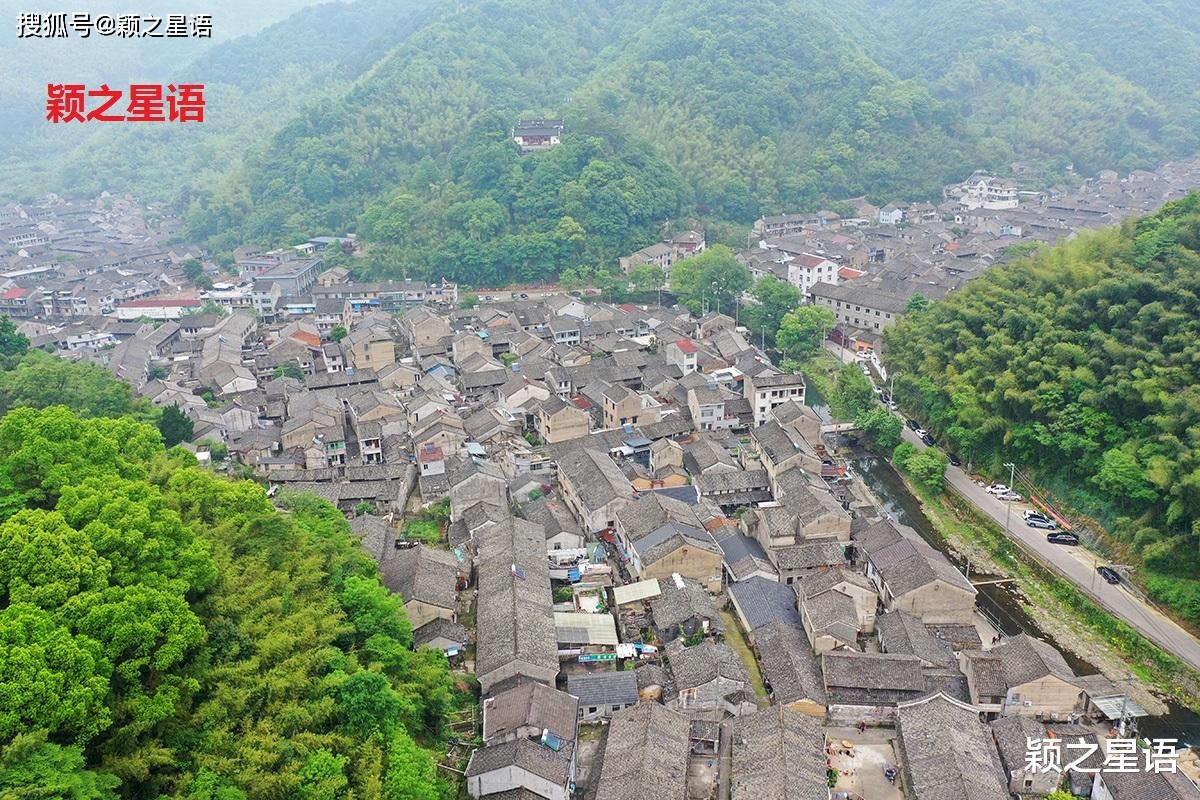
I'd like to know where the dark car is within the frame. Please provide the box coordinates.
[906,418,921,431]
[948,454,961,467]
[1026,517,1058,530]
[921,433,936,447]
[1097,565,1121,585]
[1047,532,1079,546]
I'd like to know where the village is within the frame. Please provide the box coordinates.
[3,159,1200,799]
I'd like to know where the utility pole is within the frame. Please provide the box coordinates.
[761,326,766,351]
[1003,461,1016,536]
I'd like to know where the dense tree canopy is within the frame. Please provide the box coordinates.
[0,404,457,798]
[777,305,835,362]
[114,0,1200,286]
[885,193,1200,621]
[669,245,752,316]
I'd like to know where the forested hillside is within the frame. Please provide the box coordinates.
[884,193,1200,624]
[3,0,1199,283]
[0,346,458,796]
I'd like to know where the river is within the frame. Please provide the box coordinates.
[848,449,1200,745]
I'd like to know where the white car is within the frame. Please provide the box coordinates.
[1023,509,1050,520]
[997,491,1023,502]
[914,428,928,438]
[986,484,1011,495]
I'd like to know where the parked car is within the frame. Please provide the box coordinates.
[906,419,921,431]
[947,454,961,467]
[921,434,936,447]
[1023,509,1049,521]
[986,484,1011,495]
[887,401,899,411]
[1026,517,1058,530]
[914,428,928,437]
[1097,565,1121,585]
[996,491,1023,502]
[1047,532,1079,546]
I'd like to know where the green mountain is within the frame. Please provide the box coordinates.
[884,193,1200,626]
[4,0,1199,284]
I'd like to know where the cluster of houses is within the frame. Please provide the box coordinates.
[5,169,1200,799]
[725,162,1200,354]
[71,281,1176,799]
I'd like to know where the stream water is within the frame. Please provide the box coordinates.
[848,448,1200,745]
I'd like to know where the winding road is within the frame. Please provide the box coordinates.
[824,340,1200,669]
[901,425,1200,670]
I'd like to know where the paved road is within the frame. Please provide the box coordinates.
[900,426,1200,670]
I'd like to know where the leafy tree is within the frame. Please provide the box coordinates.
[0,731,120,800]
[1092,446,1157,507]
[0,603,112,743]
[336,671,401,739]
[744,276,801,341]
[0,509,110,609]
[669,245,751,315]
[0,407,162,518]
[157,404,194,447]
[274,361,305,380]
[857,407,902,451]
[1044,792,1080,800]
[459,294,480,309]
[776,305,834,361]
[297,749,350,800]
[832,362,876,420]
[340,574,413,648]
[384,729,442,800]
[0,315,29,359]
[905,293,929,313]
[181,259,205,285]
[628,264,665,295]
[329,325,348,342]
[893,441,948,493]
[0,351,150,420]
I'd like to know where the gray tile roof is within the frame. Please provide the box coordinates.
[822,651,926,705]
[650,576,721,633]
[753,620,827,707]
[667,640,750,691]
[771,540,846,570]
[1096,766,1200,799]
[566,671,639,708]
[989,714,1045,776]
[694,469,769,495]
[876,611,957,667]
[483,681,578,743]
[474,518,558,682]
[730,707,828,800]
[372,543,459,611]
[728,575,800,631]
[465,737,574,785]
[413,617,468,649]
[640,530,722,568]
[993,633,1078,687]
[796,567,875,601]
[616,492,702,542]
[557,448,632,511]
[800,589,859,649]
[962,651,1007,698]
[596,703,691,800]
[896,693,1009,800]
[869,537,975,597]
